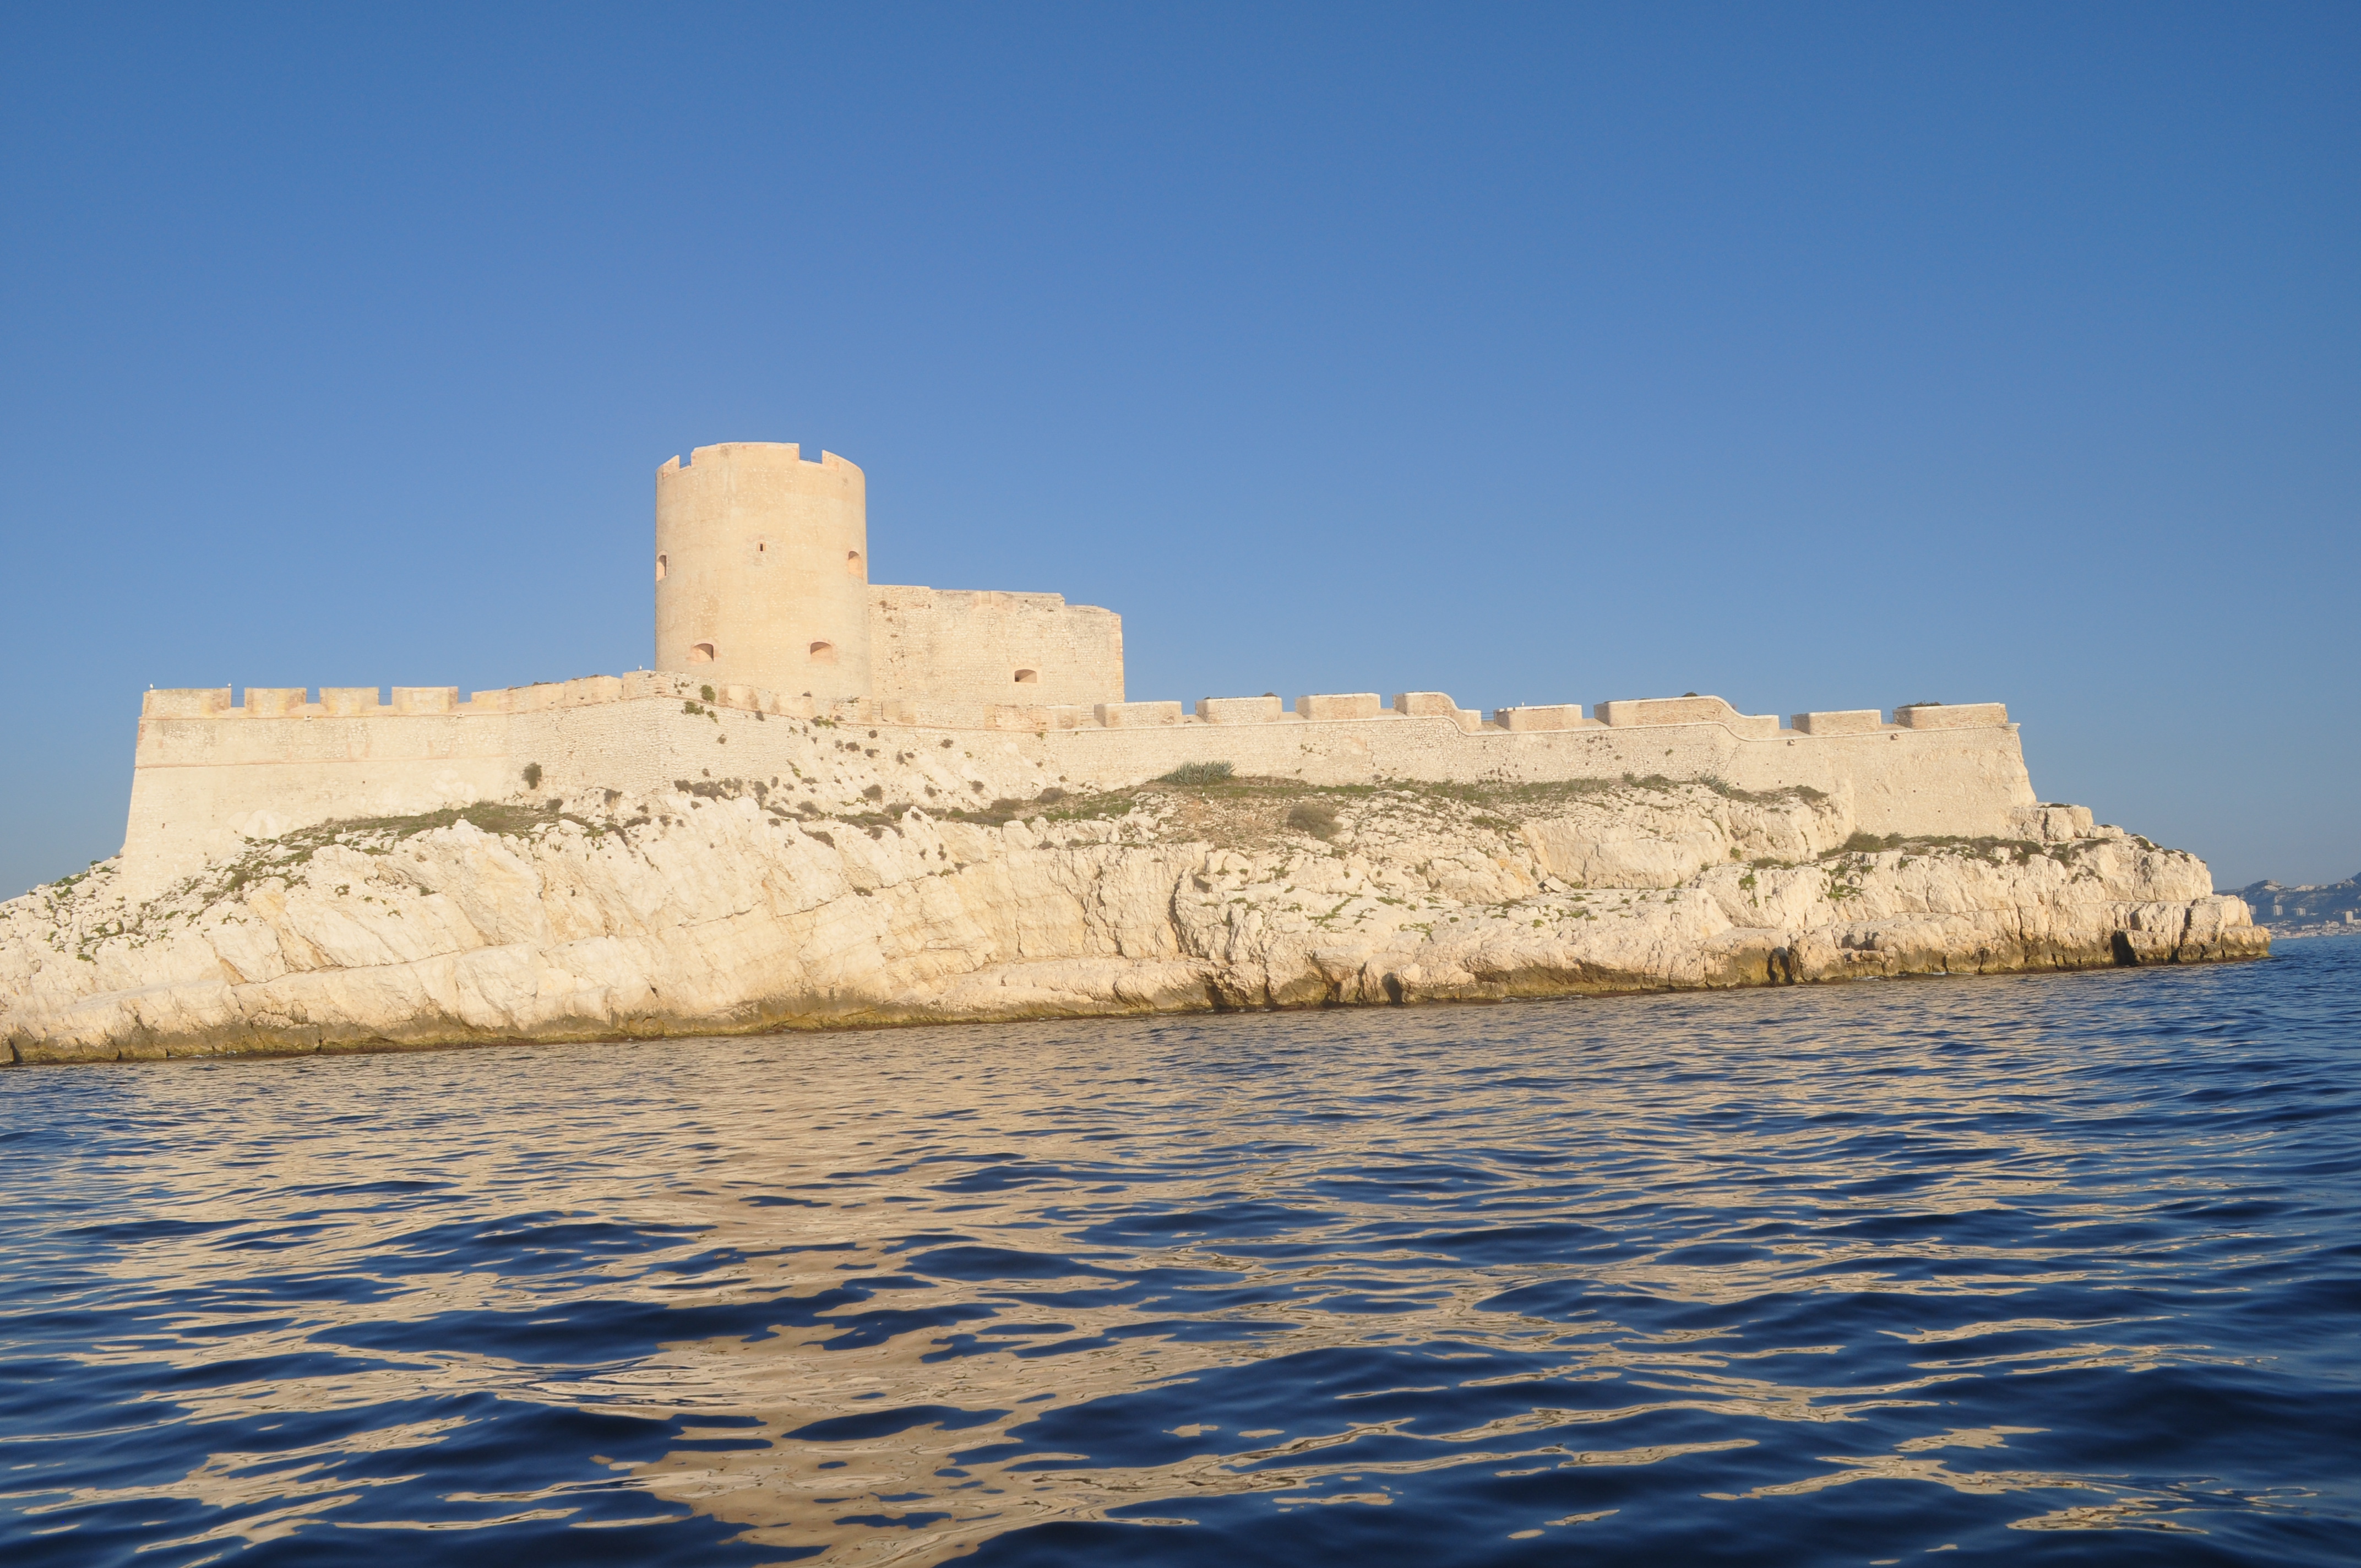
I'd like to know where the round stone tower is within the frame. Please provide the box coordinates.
[654,443,870,702]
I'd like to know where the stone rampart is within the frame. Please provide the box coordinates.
[870,586,1123,709]
[118,680,2031,894]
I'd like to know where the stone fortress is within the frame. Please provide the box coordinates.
[654,443,1124,711]
[121,440,2042,894]
[8,435,2260,1064]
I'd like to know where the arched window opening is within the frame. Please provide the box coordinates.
[655,554,668,581]
[1014,668,1039,684]
[845,550,864,576]
[809,641,838,665]
[688,641,715,663]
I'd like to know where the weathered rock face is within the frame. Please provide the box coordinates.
[0,777,2265,1065]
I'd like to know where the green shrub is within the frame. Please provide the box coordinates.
[521,762,542,789]
[1158,760,1235,786]
[1286,800,1339,839]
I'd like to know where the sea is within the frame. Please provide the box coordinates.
[4,937,2356,1567]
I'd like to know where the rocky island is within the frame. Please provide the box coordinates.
[0,442,2266,1064]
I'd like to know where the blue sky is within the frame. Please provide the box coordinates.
[3,2,2354,895]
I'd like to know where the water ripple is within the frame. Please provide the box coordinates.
[3,940,2358,1565]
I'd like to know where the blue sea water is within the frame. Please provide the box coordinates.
[3,940,2357,1567]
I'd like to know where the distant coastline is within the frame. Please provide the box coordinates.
[2223,874,2359,940]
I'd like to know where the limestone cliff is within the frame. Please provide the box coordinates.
[0,775,2264,1065]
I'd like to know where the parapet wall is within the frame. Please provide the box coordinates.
[119,676,2034,895]
[138,680,2012,745]
[869,586,1123,709]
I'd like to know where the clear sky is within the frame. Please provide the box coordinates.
[3,3,2354,897]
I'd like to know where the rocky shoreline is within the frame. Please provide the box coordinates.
[1,774,2267,1065]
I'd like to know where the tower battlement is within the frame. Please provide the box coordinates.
[658,441,857,472]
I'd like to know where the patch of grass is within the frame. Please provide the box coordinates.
[937,785,1091,828]
[892,768,1852,858]
[131,797,606,939]
[1032,789,1150,826]
[1691,772,1828,804]
[1822,833,2064,867]
[315,801,563,840]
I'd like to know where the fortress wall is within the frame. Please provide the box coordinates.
[119,676,683,894]
[869,586,1123,708]
[623,694,2030,843]
[116,681,2033,894]
[124,705,520,894]
[896,708,2033,839]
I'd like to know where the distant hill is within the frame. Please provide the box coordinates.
[2229,874,2361,936]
